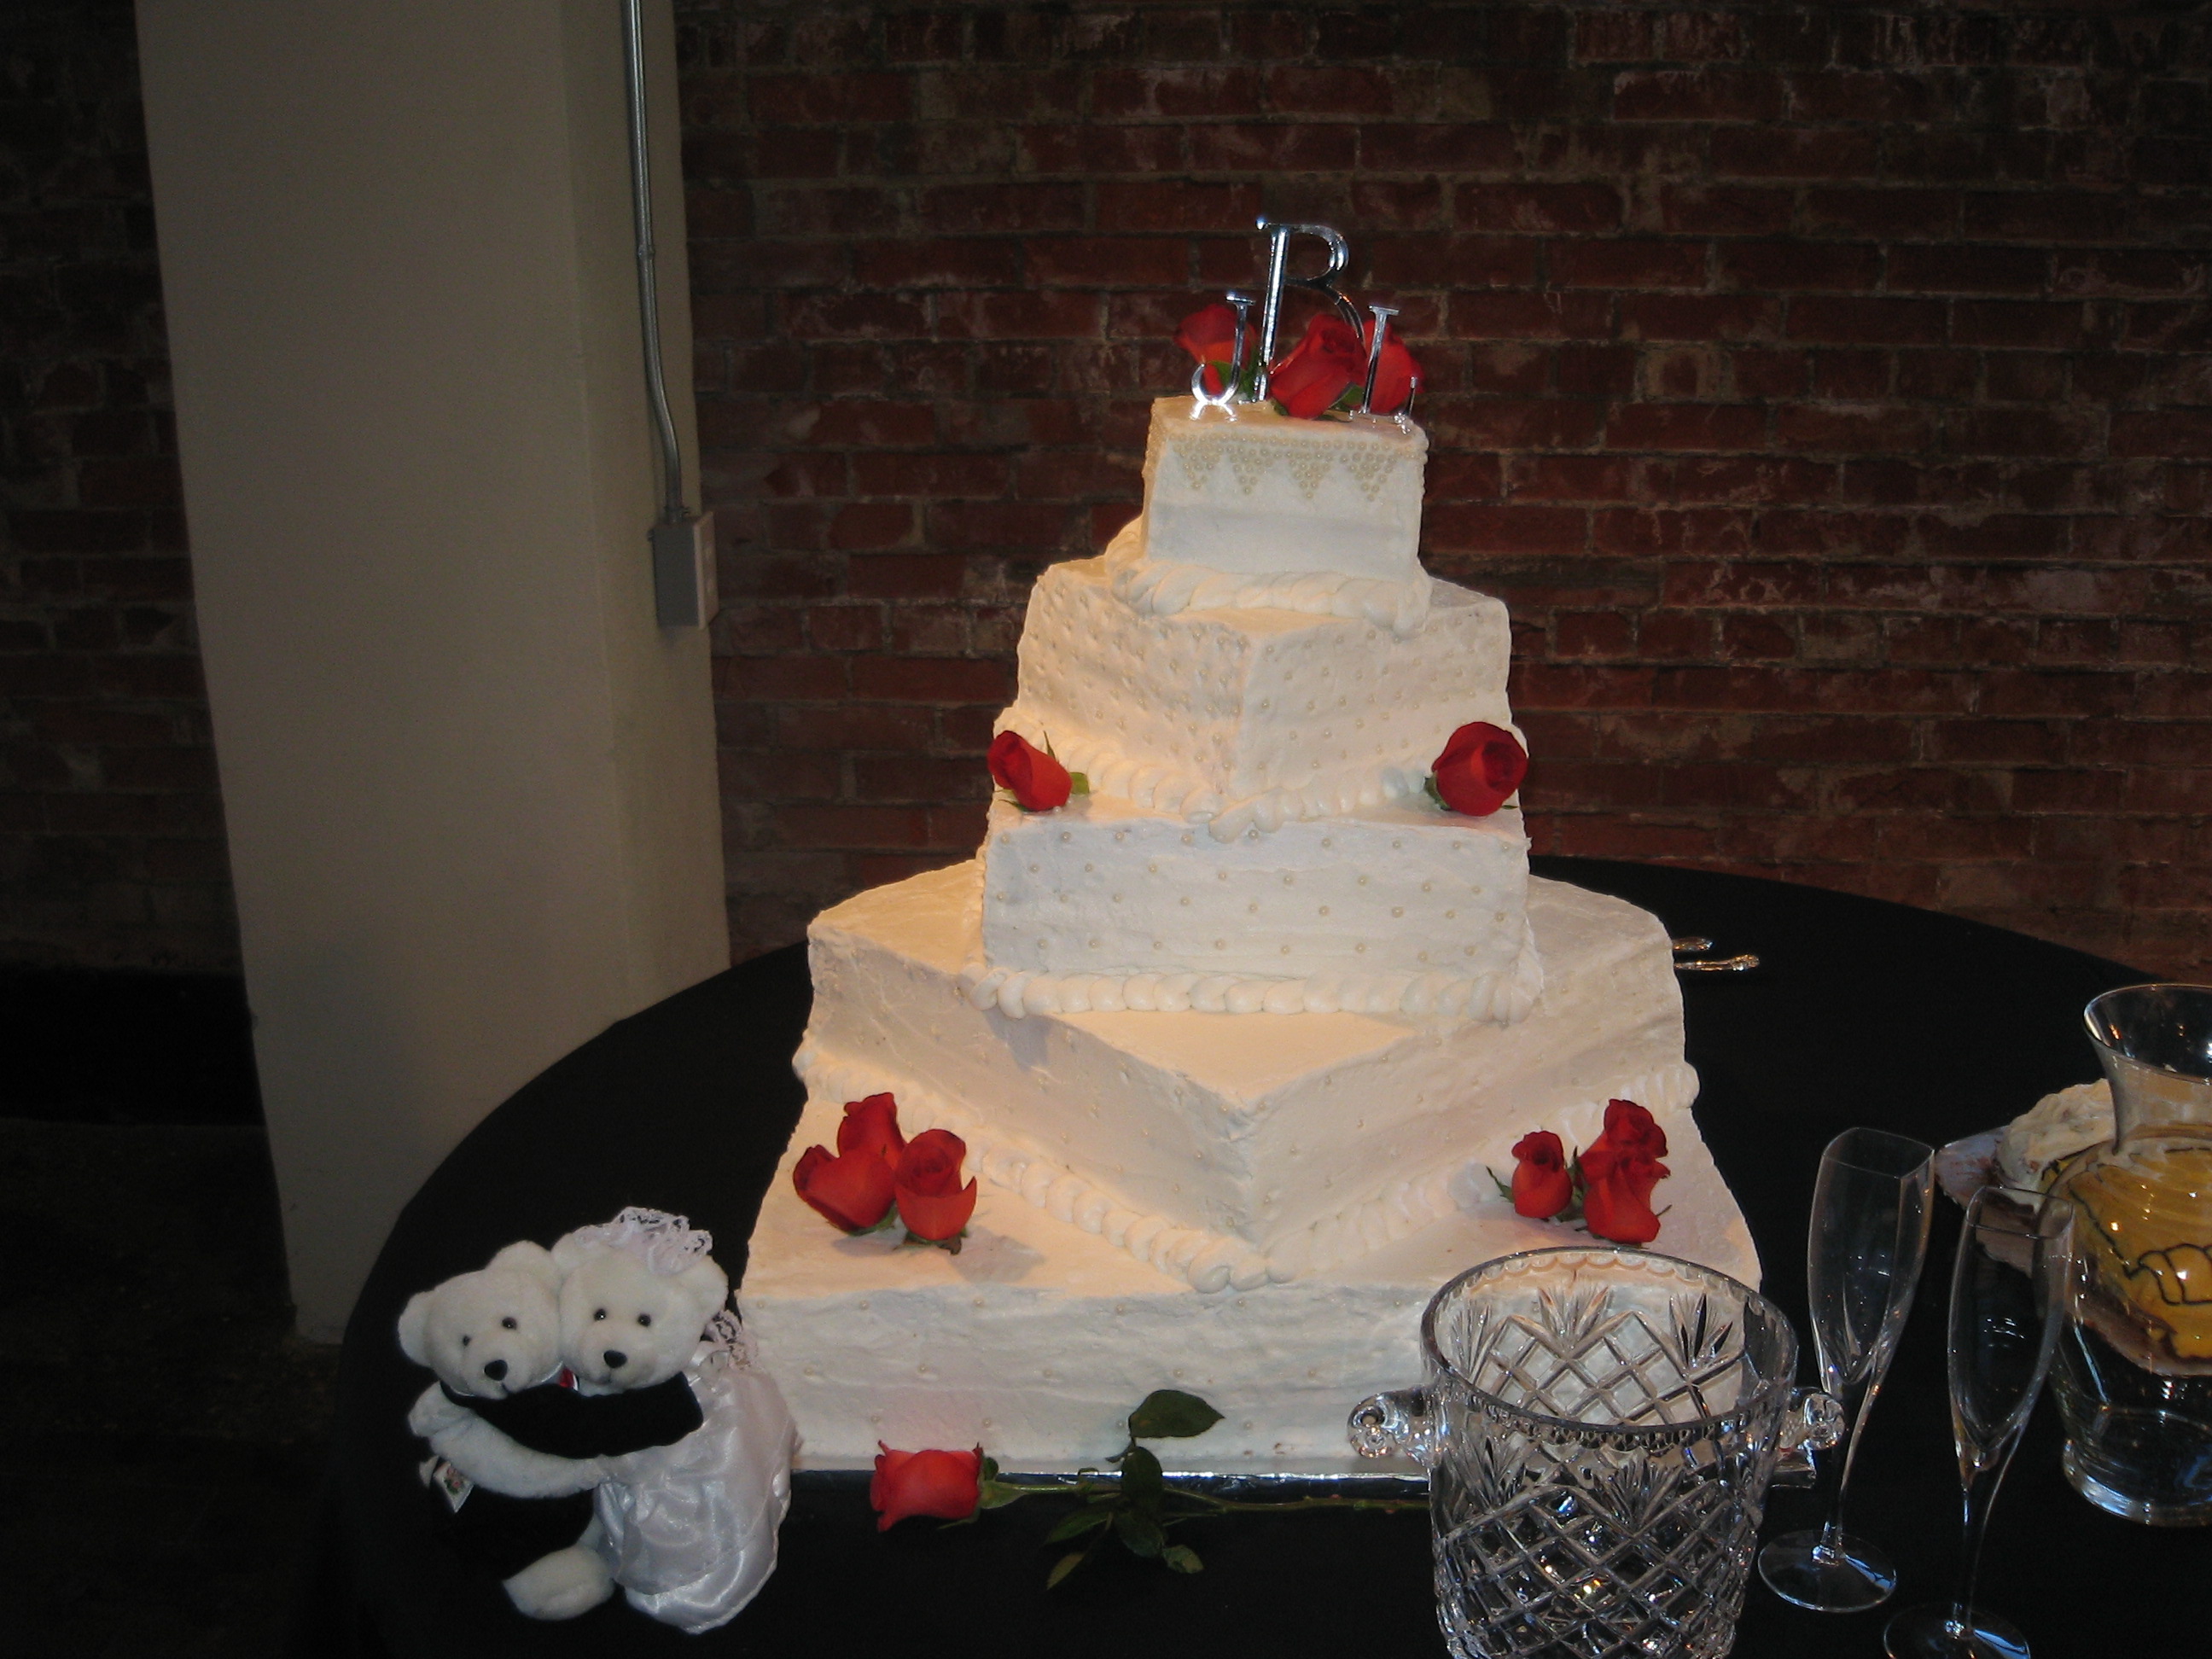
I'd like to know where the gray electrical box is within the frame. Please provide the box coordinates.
[652,510,718,629]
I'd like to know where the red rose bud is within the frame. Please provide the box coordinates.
[1509,1130,1575,1220]
[1431,721,1529,818]
[792,1142,896,1233]
[836,1091,905,1166]
[1268,313,1366,419]
[1360,317,1421,416]
[1580,1100,1669,1244]
[894,1127,980,1243]
[1176,301,1241,395]
[987,730,1072,813]
[870,1444,983,1530]
[1582,1155,1668,1246]
[1580,1097,1668,1183]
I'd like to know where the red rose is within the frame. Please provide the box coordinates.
[1582,1155,1668,1246]
[1580,1098,1668,1180]
[1580,1100,1669,1245]
[987,731,1072,813]
[870,1444,983,1530]
[1176,302,1241,395]
[792,1142,896,1233]
[1510,1130,1574,1220]
[894,1127,979,1243]
[1431,721,1528,818]
[1268,313,1366,419]
[837,1091,905,1166]
[1360,317,1421,416]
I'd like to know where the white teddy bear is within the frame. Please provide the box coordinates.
[552,1210,799,1634]
[396,1242,614,1621]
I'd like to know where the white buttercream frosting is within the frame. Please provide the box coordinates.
[1139,396,1428,602]
[1109,517,1432,637]
[997,552,1515,838]
[801,862,1701,1288]
[973,793,1540,1022]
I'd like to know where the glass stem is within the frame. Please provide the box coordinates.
[1950,1455,2005,1636]
[1812,1372,1873,1559]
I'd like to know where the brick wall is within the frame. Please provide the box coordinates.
[0,0,238,971]
[683,1,2211,979]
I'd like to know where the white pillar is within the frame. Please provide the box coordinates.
[137,0,728,1339]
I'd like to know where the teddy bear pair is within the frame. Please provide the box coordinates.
[398,1208,797,1633]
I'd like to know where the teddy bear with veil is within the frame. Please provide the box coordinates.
[401,1208,798,1632]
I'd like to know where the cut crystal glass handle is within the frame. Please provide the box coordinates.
[1773,1387,1846,1487]
[1348,1386,1435,1466]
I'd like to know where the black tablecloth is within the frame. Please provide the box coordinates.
[291,860,2208,1656]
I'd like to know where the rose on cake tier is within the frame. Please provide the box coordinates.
[1429,721,1529,818]
[791,1094,977,1252]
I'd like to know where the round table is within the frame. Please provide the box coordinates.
[290,860,2209,1656]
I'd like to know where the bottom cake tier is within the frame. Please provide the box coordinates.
[742,870,1759,1475]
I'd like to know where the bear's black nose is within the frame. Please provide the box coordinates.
[602,1349,627,1371]
[482,1359,507,1381]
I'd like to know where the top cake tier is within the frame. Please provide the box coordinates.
[1117,396,1431,635]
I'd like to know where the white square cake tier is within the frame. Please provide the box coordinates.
[996,552,1513,840]
[975,793,1539,1022]
[800,862,1710,1293]
[747,1065,1757,1478]
[1140,396,1426,588]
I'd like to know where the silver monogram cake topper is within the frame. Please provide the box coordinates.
[1189,290,1254,415]
[1187,220,1418,429]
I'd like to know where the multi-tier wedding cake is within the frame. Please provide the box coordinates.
[744,263,1755,1473]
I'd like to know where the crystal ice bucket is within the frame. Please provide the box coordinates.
[1350,1248,1837,1659]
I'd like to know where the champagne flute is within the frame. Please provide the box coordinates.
[1761,1126,1935,1611]
[1885,1186,2072,1659]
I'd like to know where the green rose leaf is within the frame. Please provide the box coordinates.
[1117,1442,1166,1504]
[1113,1507,1167,1559]
[1046,1551,1088,1590]
[1069,771,1091,795]
[1162,1544,1204,1575]
[1423,773,1446,811]
[1045,1507,1113,1545]
[1127,1389,1225,1441]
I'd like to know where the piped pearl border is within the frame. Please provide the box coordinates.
[791,1043,1700,1293]
[956,921,1543,1024]
[991,708,1449,842]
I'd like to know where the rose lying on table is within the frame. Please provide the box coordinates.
[1489,1097,1673,1246]
[869,1390,1419,1589]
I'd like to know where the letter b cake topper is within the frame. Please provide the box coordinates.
[1251,219,1365,404]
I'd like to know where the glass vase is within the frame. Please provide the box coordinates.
[2044,982,2212,1526]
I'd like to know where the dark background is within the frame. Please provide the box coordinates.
[3,1,2209,984]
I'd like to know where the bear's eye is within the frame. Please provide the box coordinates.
[593,1308,607,1321]
[501,1316,517,1330]
[636,1313,652,1327]
[460,1335,471,1347]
